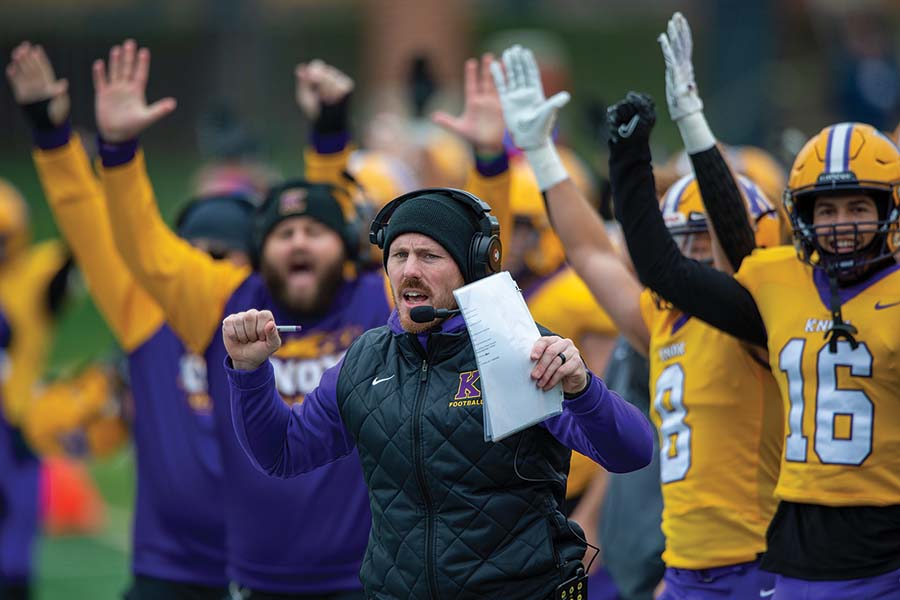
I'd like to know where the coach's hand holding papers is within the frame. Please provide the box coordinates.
[454,271,587,441]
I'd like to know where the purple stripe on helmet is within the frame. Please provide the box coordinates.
[842,124,853,172]
[824,126,836,173]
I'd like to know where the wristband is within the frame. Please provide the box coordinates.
[474,150,508,178]
[313,94,351,136]
[524,141,568,192]
[98,136,139,168]
[21,99,56,131]
[676,111,715,154]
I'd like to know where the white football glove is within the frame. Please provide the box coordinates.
[659,12,714,153]
[490,44,571,191]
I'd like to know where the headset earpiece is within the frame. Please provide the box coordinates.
[368,187,503,280]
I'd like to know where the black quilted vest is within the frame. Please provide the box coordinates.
[336,323,585,600]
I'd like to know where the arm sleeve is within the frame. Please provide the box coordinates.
[227,357,356,478]
[100,146,251,354]
[466,153,512,256]
[541,374,654,473]
[609,138,768,348]
[689,146,757,271]
[32,134,164,351]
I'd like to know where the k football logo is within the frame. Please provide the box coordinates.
[449,370,483,408]
[454,370,482,400]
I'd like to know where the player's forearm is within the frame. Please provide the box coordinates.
[544,179,648,349]
[689,146,756,272]
[226,358,355,478]
[610,138,768,348]
[543,374,653,473]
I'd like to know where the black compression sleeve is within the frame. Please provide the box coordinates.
[609,137,768,348]
[689,146,757,271]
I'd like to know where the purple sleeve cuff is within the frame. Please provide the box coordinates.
[225,357,274,390]
[475,150,509,177]
[561,374,603,413]
[33,121,72,150]
[98,136,139,167]
[311,131,350,154]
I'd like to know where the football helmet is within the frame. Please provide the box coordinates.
[660,172,779,254]
[784,122,900,273]
[667,145,789,243]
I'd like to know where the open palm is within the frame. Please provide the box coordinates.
[432,53,505,155]
[93,39,176,143]
[5,42,70,126]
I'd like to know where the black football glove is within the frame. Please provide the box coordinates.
[606,91,656,145]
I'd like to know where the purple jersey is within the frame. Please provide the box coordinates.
[204,271,390,594]
[0,310,39,585]
[128,325,227,586]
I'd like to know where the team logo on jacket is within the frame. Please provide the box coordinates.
[450,370,482,407]
[178,353,212,414]
[272,326,362,405]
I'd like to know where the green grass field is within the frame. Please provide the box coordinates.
[36,453,134,599]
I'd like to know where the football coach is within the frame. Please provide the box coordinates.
[222,187,653,599]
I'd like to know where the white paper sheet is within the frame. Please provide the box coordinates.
[453,271,563,442]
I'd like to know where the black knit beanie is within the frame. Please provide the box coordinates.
[381,193,482,282]
[255,180,353,254]
[177,194,255,254]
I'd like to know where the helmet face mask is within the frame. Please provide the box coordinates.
[784,122,900,277]
[667,211,713,264]
[787,188,897,275]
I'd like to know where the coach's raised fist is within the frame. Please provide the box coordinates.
[607,91,656,145]
[223,309,282,371]
[93,39,176,142]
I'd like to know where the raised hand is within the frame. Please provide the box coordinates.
[6,41,70,126]
[606,92,656,145]
[222,309,282,371]
[490,45,570,152]
[93,39,176,143]
[658,12,703,122]
[294,59,354,122]
[431,53,505,155]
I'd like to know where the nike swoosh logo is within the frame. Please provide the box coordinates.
[759,589,775,598]
[874,300,900,310]
[372,375,395,386]
[617,114,640,139]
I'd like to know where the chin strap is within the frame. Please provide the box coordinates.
[825,270,859,353]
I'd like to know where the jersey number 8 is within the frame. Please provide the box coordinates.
[654,364,691,483]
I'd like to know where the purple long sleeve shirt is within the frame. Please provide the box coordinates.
[228,311,653,481]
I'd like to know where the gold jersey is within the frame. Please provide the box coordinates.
[639,289,782,569]
[736,246,900,506]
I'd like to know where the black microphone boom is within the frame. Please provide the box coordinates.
[409,306,462,323]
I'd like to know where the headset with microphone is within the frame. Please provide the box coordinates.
[368,187,503,282]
